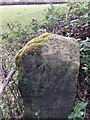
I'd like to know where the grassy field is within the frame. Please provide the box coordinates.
[0,4,66,28]
[0,5,50,27]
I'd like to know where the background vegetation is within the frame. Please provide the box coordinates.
[0,4,66,30]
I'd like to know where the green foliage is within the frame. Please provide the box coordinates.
[3,22,27,43]
[40,4,66,30]
[68,101,87,119]
[29,19,39,33]
[69,1,89,23]
[40,1,89,40]
[2,20,39,53]
[1,83,24,119]
[80,37,90,81]
[68,36,90,119]
[80,37,90,69]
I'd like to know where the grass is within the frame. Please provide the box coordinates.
[0,4,66,28]
[0,5,50,27]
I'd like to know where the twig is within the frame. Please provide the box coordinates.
[0,67,16,95]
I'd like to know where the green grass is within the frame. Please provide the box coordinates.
[0,5,50,27]
[0,4,67,30]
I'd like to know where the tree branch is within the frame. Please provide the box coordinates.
[0,68,16,95]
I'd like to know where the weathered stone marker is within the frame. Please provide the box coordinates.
[15,33,80,118]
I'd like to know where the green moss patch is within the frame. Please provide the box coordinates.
[15,32,50,67]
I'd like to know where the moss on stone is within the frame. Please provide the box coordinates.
[15,32,79,68]
[15,32,50,67]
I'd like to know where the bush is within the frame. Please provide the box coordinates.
[40,4,66,31]
[40,1,90,39]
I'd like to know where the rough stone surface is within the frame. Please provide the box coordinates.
[15,33,80,118]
